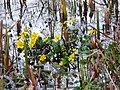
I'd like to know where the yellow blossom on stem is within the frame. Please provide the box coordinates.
[43,37,48,42]
[18,32,26,38]
[72,48,76,52]
[59,61,63,66]
[89,29,96,35]
[29,39,36,48]
[40,54,46,61]
[16,40,24,49]
[31,32,38,40]
[53,34,61,42]
[68,53,75,61]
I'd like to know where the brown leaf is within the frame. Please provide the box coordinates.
[89,40,97,49]
[83,1,87,17]
[104,7,110,33]
[17,20,21,36]
[60,0,67,23]
[63,28,68,41]
[3,54,8,69]
[96,38,102,50]
[104,7,110,25]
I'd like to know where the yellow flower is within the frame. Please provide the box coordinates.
[40,54,46,61]
[31,32,38,40]
[69,18,75,23]
[16,40,24,49]
[89,29,96,35]
[29,39,36,48]
[43,37,48,42]
[23,27,29,32]
[59,61,63,66]
[53,34,61,42]
[72,48,76,52]
[18,32,26,38]
[68,53,75,61]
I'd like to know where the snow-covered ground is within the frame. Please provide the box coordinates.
[0,0,120,89]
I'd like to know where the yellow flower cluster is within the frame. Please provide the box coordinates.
[18,27,29,39]
[16,28,30,48]
[29,32,38,48]
[40,54,46,61]
[16,40,24,49]
[53,34,61,42]
[68,53,75,61]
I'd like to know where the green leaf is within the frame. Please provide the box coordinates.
[73,86,81,90]
[52,42,60,53]
[63,58,69,65]
[48,51,55,57]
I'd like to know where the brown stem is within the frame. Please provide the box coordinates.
[0,20,3,56]
[57,74,61,88]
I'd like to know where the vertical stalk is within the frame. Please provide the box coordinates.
[60,0,67,27]
[19,0,23,19]
[79,0,82,24]
[113,26,116,41]
[97,9,100,40]
[52,0,56,38]
[0,78,4,90]
[81,64,85,88]
[0,21,3,60]
[17,20,21,36]
[54,77,56,90]
[85,0,87,33]
[83,0,87,33]
[7,0,13,20]
[5,29,9,70]
[53,0,57,21]
[57,74,61,88]
[24,38,28,70]
[77,56,82,87]
[48,0,53,38]
[73,0,76,14]
[0,21,3,89]
[66,75,68,89]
